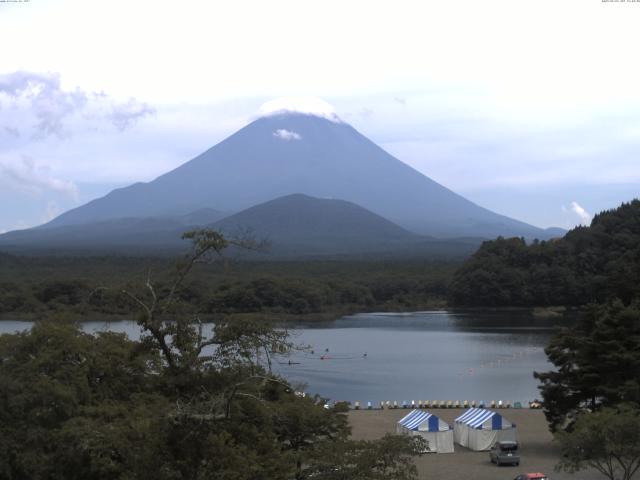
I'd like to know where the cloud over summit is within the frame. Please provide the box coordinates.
[259,97,341,123]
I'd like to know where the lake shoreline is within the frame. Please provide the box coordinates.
[0,303,578,323]
[2,312,556,402]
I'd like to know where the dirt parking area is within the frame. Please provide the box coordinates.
[348,408,603,480]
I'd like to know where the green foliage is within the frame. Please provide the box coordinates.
[555,404,640,480]
[34,280,89,305]
[449,200,640,307]
[0,230,422,480]
[0,254,456,320]
[0,309,343,479]
[0,322,163,480]
[305,434,425,480]
[534,300,640,432]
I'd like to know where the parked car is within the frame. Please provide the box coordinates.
[489,440,520,466]
[513,474,548,480]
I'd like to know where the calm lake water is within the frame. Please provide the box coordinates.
[0,311,559,404]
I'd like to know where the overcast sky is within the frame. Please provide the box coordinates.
[1,0,639,233]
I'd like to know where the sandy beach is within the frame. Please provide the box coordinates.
[348,408,604,480]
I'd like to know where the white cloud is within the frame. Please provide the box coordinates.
[0,71,87,138]
[260,97,341,123]
[43,200,61,223]
[109,97,156,131]
[358,107,374,118]
[0,156,78,199]
[4,0,638,109]
[570,201,591,225]
[3,126,20,138]
[273,129,302,141]
[0,71,154,138]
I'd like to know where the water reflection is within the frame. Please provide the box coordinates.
[0,311,559,404]
[274,311,558,403]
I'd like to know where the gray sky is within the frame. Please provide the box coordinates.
[1,0,639,233]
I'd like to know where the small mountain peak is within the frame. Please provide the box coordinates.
[258,96,342,123]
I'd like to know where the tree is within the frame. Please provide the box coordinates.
[534,300,640,432]
[556,404,640,480]
[0,321,164,480]
[449,199,640,307]
[121,229,279,372]
[304,434,426,480]
[0,229,422,480]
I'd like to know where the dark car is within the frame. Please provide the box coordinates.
[489,440,520,466]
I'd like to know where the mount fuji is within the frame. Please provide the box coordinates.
[0,99,561,255]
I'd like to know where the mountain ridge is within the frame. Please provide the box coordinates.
[39,112,558,239]
[0,193,483,259]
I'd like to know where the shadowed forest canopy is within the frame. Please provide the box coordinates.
[555,404,640,480]
[0,230,425,480]
[0,257,454,320]
[0,321,424,480]
[449,200,640,307]
[534,300,640,432]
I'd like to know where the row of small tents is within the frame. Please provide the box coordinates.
[395,408,516,453]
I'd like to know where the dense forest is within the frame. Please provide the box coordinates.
[4,199,640,318]
[0,254,455,320]
[449,200,640,307]
[0,231,424,479]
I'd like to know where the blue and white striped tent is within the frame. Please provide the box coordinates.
[453,408,517,451]
[396,410,454,453]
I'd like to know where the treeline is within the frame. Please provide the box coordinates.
[449,200,640,307]
[0,256,455,319]
[0,295,423,479]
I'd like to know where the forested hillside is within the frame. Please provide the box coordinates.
[0,255,454,320]
[449,200,640,307]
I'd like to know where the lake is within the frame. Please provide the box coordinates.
[0,310,559,405]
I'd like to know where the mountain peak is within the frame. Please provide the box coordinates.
[258,96,342,123]
[25,104,555,241]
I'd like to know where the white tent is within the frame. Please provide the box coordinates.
[395,410,454,453]
[453,408,517,451]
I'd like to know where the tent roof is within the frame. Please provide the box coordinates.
[454,408,512,429]
[398,410,448,431]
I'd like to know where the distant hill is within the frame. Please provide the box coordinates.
[37,111,556,239]
[449,199,640,306]
[542,227,566,238]
[0,194,482,259]
[212,193,420,254]
[212,193,482,258]
[170,208,226,226]
[0,209,226,254]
